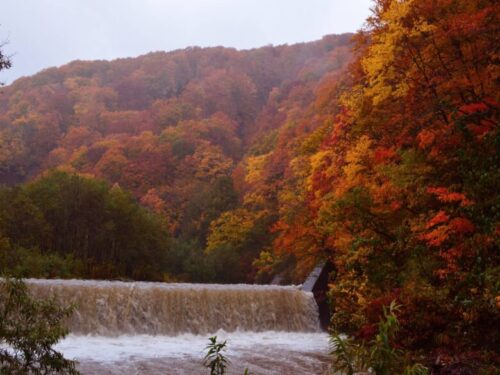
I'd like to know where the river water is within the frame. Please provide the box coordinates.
[27,279,332,374]
[56,331,331,374]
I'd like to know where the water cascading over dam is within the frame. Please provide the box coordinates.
[26,279,321,336]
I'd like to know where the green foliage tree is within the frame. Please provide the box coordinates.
[0,238,83,279]
[0,171,170,280]
[0,278,79,374]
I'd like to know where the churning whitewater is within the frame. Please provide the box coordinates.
[55,331,331,374]
[26,279,330,374]
[26,279,320,335]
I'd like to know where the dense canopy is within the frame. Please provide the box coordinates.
[0,0,498,369]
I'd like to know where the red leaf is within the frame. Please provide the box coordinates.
[373,147,396,164]
[427,187,473,206]
[459,102,488,115]
[417,129,435,149]
[426,211,449,229]
[449,217,475,234]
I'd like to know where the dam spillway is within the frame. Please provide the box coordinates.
[26,279,321,336]
[23,279,329,374]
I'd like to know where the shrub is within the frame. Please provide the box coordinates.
[330,301,428,375]
[0,278,79,374]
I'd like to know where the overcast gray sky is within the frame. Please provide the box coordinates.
[1,0,373,84]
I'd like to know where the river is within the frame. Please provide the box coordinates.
[27,279,332,374]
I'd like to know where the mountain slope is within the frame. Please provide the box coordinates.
[0,34,353,281]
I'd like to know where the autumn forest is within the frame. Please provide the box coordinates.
[0,0,498,372]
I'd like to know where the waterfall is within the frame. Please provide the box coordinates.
[26,279,320,336]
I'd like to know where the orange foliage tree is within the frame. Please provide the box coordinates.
[266,0,499,361]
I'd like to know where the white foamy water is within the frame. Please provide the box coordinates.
[26,279,320,335]
[25,279,330,374]
[56,331,331,375]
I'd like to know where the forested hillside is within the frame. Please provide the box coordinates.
[0,34,353,282]
[254,0,497,367]
[0,0,498,368]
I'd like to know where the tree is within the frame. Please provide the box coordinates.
[0,171,171,280]
[0,29,353,286]
[0,46,10,76]
[0,278,79,374]
[266,0,499,366]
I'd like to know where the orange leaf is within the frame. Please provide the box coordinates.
[417,129,435,149]
[427,187,473,206]
[419,225,449,247]
[426,211,449,229]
